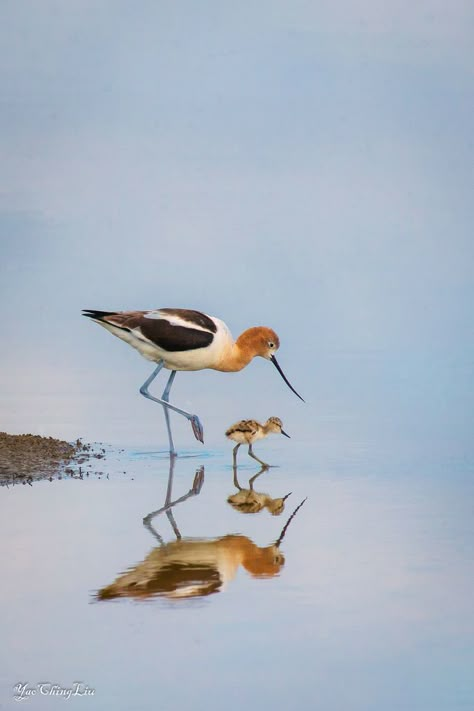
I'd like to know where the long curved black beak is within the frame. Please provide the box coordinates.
[270,355,305,402]
[281,429,291,438]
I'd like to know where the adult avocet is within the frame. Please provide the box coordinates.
[83,307,304,455]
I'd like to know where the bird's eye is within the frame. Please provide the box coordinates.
[268,341,275,348]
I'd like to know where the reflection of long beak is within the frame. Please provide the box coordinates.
[270,355,305,402]
[276,497,307,547]
[281,429,290,438]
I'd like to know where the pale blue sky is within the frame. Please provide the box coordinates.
[1,1,473,452]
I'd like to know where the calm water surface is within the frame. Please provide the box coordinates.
[1,436,473,710]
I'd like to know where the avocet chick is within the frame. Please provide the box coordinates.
[225,417,290,468]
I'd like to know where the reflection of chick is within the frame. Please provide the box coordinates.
[228,465,291,516]
[225,417,290,467]
[227,489,291,515]
[96,536,284,601]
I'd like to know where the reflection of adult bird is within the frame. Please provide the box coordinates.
[83,308,303,455]
[96,534,286,601]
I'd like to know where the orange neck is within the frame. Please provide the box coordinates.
[215,328,262,372]
[219,536,280,576]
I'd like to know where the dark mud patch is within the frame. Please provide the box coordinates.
[0,432,107,487]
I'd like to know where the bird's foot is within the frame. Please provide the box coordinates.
[190,415,204,443]
[191,466,205,493]
[250,457,270,469]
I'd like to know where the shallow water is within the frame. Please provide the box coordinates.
[1,436,473,711]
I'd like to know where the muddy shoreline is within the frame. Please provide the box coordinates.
[0,432,106,486]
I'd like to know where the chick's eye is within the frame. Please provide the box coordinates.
[268,341,275,348]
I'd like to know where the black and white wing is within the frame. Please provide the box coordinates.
[83,308,217,352]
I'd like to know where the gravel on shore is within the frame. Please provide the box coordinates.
[0,432,106,486]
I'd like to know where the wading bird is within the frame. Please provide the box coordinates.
[225,416,290,468]
[83,308,303,454]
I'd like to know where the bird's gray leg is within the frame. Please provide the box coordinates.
[143,460,204,541]
[232,462,242,489]
[232,443,241,468]
[140,361,165,392]
[139,362,204,445]
[248,444,270,468]
[161,371,177,456]
[249,465,267,489]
